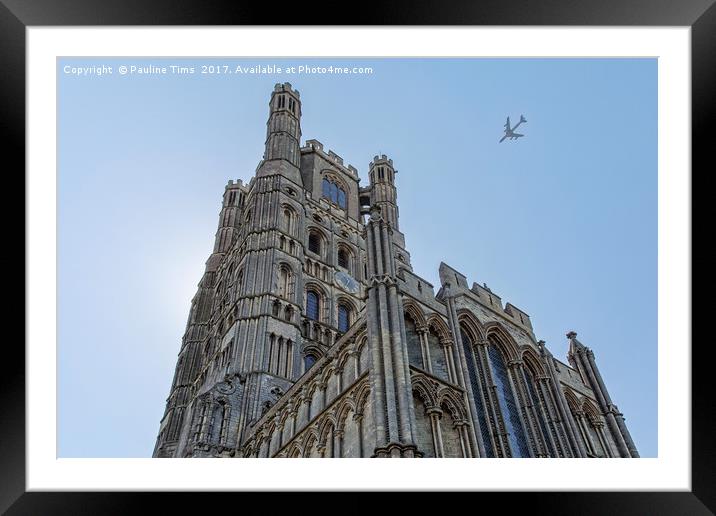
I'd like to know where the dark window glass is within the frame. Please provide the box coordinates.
[304,354,317,371]
[337,248,349,269]
[338,304,351,332]
[330,182,339,203]
[488,344,530,457]
[306,291,320,321]
[460,330,494,457]
[308,232,320,255]
[322,178,331,199]
[337,187,346,209]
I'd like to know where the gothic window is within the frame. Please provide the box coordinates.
[338,303,351,332]
[278,265,292,300]
[306,290,320,321]
[236,270,244,296]
[272,300,281,317]
[487,342,530,457]
[308,230,321,256]
[337,246,351,271]
[321,177,347,209]
[284,305,293,322]
[282,207,295,236]
[210,402,225,445]
[460,328,494,457]
[304,353,317,371]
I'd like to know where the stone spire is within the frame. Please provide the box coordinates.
[565,331,639,457]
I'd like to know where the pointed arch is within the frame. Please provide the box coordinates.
[457,309,486,344]
[410,374,438,408]
[352,380,372,414]
[335,398,357,430]
[564,388,582,412]
[521,346,547,376]
[437,388,467,421]
[426,315,452,342]
[281,203,298,237]
[484,322,520,362]
[286,442,302,458]
[318,414,338,445]
[403,301,428,328]
[582,398,601,420]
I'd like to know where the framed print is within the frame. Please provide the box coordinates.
[6,0,713,512]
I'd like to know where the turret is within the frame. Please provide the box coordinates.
[263,82,302,167]
[368,155,399,230]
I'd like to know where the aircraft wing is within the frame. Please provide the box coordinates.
[504,117,511,130]
[512,133,524,138]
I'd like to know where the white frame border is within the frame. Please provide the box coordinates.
[27,27,690,491]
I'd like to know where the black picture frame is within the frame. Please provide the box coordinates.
[4,0,712,512]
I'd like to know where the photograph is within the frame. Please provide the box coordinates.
[57,56,655,460]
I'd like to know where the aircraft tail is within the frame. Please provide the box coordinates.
[520,115,527,123]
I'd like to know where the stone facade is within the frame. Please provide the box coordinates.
[153,83,639,458]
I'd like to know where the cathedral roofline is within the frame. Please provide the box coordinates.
[301,139,360,180]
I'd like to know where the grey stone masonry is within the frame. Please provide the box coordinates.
[153,83,638,459]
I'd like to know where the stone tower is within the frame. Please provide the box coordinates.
[154,83,639,459]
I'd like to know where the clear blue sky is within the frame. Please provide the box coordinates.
[58,57,657,458]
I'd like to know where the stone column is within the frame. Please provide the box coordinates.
[442,285,483,457]
[427,408,444,457]
[541,343,586,457]
[586,350,640,457]
[441,339,457,384]
[334,429,344,458]
[417,326,431,373]
[577,348,629,457]
[363,206,417,457]
[574,411,594,456]
[509,359,541,457]
[537,376,565,457]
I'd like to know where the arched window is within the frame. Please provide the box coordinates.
[337,303,351,332]
[304,353,317,371]
[282,207,295,236]
[321,177,347,209]
[337,247,349,270]
[487,342,530,457]
[306,290,320,321]
[460,328,494,457]
[308,230,321,255]
[278,265,292,300]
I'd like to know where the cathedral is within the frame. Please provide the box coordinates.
[153,83,639,458]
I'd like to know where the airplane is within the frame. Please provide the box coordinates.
[499,114,527,143]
